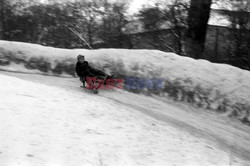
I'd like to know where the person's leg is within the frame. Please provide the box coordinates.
[90,68,106,77]
[88,69,113,87]
[80,76,86,88]
[80,77,85,82]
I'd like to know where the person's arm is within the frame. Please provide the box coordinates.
[75,63,82,77]
[83,62,95,77]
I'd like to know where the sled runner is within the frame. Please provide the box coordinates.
[75,54,113,94]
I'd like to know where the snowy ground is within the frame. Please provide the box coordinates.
[1,40,250,165]
[0,71,250,166]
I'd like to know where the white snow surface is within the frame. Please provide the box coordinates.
[1,41,250,165]
[0,73,249,166]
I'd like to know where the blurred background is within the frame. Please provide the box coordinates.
[0,0,249,70]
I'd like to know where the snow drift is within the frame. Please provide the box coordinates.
[0,40,250,124]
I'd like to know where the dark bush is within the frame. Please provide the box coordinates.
[24,57,51,72]
[0,58,10,66]
[37,59,51,72]
[63,63,76,76]
[25,57,38,69]
[52,62,64,75]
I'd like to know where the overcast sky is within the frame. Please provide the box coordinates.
[39,0,155,14]
[39,0,239,15]
[128,0,155,14]
[128,0,179,14]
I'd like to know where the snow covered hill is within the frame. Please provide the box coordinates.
[1,40,250,95]
[0,73,249,166]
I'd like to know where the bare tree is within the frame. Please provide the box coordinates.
[162,0,189,55]
[78,0,101,47]
[220,0,250,69]
[98,0,128,47]
[138,5,163,31]
[137,2,188,54]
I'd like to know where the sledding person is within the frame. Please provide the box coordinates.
[75,54,112,88]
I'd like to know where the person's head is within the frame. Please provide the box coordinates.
[77,54,85,63]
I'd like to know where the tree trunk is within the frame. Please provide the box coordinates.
[185,0,212,59]
[0,0,4,40]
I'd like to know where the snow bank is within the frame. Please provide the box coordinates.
[0,40,250,124]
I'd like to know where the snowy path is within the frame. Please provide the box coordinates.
[0,71,250,166]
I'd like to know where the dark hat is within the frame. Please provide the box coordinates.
[77,54,84,61]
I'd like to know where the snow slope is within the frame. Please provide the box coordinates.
[0,73,249,166]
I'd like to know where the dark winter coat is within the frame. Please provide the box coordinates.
[75,61,94,77]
